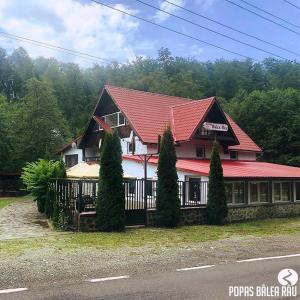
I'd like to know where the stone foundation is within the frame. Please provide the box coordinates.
[78,202,300,231]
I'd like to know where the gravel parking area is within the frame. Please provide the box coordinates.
[0,199,53,240]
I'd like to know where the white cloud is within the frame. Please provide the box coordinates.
[153,0,185,23]
[189,44,204,56]
[0,0,151,66]
[194,0,215,10]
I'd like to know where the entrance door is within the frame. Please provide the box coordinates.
[188,178,201,202]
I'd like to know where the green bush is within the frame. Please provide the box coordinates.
[21,159,66,217]
[96,130,125,231]
[156,127,180,227]
[206,140,228,225]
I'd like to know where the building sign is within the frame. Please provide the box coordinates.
[203,122,228,132]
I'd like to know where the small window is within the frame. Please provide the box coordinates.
[282,182,290,201]
[225,183,233,204]
[234,182,245,204]
[273,182,291,202]
[249,182,258,202]
[225,181,245,204]
[196,145,205,158]
[295,182,300,201]
[229,151,238,160]
[118,113,125,126]
[249,182,269,203]
[65,154,78,168]
[127,141,135,154]
[259,182,269,202]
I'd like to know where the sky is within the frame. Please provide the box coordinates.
[0,0,299,67]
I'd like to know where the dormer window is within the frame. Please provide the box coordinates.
[230,151,238,160]
[196,145,205,158]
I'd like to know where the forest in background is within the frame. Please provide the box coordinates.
[0,47,299,172]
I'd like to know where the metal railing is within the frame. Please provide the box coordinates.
[50,178,208,213]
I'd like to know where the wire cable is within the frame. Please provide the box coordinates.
[91,0,259,60]
[283,0,300,10]
[0,31,117,64]
[224,0,300,35]
[163,0,300,57]
[135,0,291,60]
[238,0,300,29]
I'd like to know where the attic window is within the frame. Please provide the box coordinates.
[230,151,238,160]
[196,145,205,158]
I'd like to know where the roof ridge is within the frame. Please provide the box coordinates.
[104,84,197,102]
[171,96,215,109]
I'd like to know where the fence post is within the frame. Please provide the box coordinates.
[182,181,186,208]
[78,181,83,213]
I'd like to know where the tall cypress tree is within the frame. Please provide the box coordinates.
[156,127,180,227]
[206,140,228,225]
[96,130,125,231]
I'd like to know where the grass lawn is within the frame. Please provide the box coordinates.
[0,195,32,210]
[0,216,300,256]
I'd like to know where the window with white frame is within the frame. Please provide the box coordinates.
[225,181,245,204]
[249,181,269,203]
[273,182,291,202]
[295,182,300,201]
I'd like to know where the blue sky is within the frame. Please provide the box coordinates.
[0,0,299,66]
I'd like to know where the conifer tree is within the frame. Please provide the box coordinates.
[96,130,125,231]
[206,140,228,225]
[156,127,180,227]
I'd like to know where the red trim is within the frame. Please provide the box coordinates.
[93,116,113,133]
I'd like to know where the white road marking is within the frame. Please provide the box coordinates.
[237,253,300,263]
[176,265,215,272]
[0,288,28,294]
[88,275,130,283]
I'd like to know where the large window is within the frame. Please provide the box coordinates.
[65,154,78,168]
[225,182,245,205]
[295,182,300,201]
[273,182,291,202]
[249,182,269,203]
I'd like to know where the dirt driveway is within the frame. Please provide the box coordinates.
[0,199,54,240]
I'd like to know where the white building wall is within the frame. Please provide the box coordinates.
[62,147,83,164]
[121,135,147,155]
[122,158,207,181]
[170,140,256,161]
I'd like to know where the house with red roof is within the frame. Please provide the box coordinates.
[58,85,300,206]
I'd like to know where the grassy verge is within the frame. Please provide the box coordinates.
[0,195,33,209]
[0,217,300,256]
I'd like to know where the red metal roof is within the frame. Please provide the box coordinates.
[104,85,261,152]
[171,97,215,142]
[123,155,300,178]
[226,114,262,152]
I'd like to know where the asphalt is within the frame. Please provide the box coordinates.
[1,254,299,300]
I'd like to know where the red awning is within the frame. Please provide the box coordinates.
[123,155,300,179]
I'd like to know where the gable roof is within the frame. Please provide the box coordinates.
[226,114,262,152]
[95,85,261,152]
[171,97,215,142]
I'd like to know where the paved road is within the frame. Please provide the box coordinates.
[1,254,299,299]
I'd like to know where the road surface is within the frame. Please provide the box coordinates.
[0,253,299,299]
